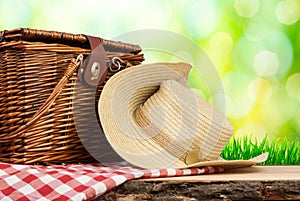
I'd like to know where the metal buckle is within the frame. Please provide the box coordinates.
[110,57,126,72]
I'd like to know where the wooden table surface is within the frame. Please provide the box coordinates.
[99,166,300,201]
[142,165,300,182]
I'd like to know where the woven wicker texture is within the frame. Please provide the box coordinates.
[0,28,144,165]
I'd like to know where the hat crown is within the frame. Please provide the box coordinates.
[134,79,234,167]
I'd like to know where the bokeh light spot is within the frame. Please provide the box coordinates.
[276,0,300,25]
[248,78,273,103]
[264,32,293,78]
[286,73,300,100]
[185,0,220,39]
[234,0,260,18]
[253,50,279,77]
[233,31,293,78]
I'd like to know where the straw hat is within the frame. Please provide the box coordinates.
[98,62,268,169]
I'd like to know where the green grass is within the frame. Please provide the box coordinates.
[220,134,300,165]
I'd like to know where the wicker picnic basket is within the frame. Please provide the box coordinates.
[0,28,144,165]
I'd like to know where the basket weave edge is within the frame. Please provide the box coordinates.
[0,28,142,54]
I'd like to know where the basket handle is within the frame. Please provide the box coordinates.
[1,54,84,144]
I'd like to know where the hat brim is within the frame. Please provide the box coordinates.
[185,152,268,169]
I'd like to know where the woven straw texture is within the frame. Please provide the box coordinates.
[98,63,234,169]
[0,28,144,165]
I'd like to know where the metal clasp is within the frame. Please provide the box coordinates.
[110,57,126,72]
[75,54,84,67]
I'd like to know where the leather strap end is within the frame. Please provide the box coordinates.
[78,35,108,87]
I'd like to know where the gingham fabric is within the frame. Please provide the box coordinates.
[0,162,224,201]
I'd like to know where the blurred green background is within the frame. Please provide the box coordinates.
[0,0,299,142]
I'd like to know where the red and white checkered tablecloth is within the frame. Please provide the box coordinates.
[0,162,224,201]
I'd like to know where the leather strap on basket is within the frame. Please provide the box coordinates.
[78,36,108,86]
[0,55,84,144]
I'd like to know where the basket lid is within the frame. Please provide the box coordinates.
[0,28,142,54]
